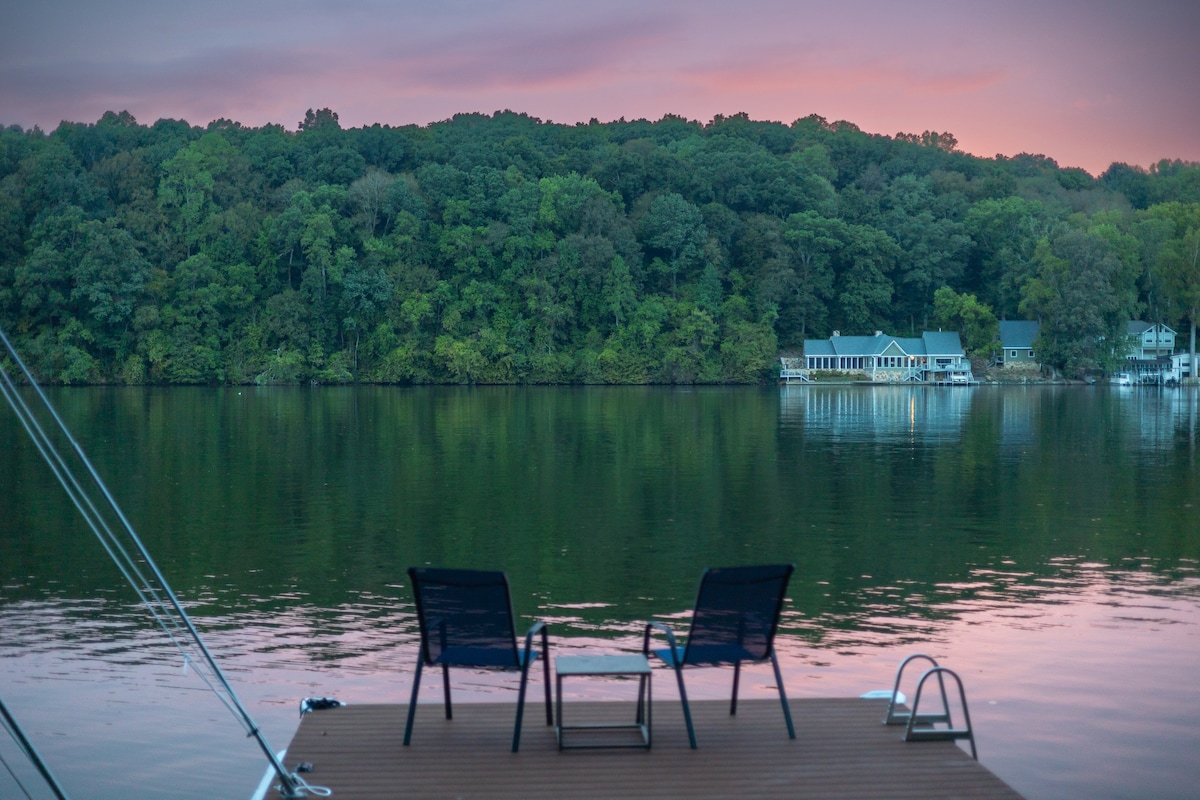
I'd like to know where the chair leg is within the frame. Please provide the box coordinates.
[403,657,424,746]
[513,660,532,752]
[441,663,453,719]
[673,666,698,749]
[540,628,553,726]
[770,649,796,739]
[730,661,742,716]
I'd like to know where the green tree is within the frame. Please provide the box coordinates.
[1019,231,1134,376]
[339,251,395,374]
[640,193,706,296]
[15,209,148,375]
[603,254,637,329]
[882,175,971,331]
[833,224,900,332]
[1147,202,1200,366]
[157,133,240,257]
[773,211,842,339]
[932,286,999,356]
[963,197,1060,317]
[4,108,1200,386]
[349,168,396,239]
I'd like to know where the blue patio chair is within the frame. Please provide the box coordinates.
[642,564,796,748]
[403,567,552,752]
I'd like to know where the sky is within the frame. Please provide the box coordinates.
[1,0,1197,176]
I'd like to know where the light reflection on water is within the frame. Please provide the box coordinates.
[2,385,1199,799]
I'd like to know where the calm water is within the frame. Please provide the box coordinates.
[1,385,1198,799]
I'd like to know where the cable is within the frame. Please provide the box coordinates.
[0,749,37,800]
[0,696,70,799]
[1,328,311,798]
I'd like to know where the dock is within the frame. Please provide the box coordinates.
[272,698,1023,799]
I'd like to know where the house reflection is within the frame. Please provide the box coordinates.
[778,385,973,442]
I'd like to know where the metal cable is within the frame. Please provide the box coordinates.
[0,695,69,800]
[1,327,313,798]
[0,750,35,800]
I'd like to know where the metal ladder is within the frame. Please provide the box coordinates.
[884,654,977,760]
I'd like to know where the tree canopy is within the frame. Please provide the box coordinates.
[1,109,1198,384]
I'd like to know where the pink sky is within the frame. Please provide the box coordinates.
[2,0,1197,176]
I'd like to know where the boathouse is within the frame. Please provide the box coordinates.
[996,321,1039,369]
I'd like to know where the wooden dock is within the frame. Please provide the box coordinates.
[273,698,1023,799]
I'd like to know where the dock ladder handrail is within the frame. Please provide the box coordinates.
[884,653,944,726]
[904,667,977,759]
[883,654,977,760]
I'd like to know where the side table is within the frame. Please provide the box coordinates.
[555,654,651,750]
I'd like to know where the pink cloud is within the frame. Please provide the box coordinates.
[1069,94,1121,112]
[680,52,1009,98]
[2,0,1197,174]
[379,17,674,93]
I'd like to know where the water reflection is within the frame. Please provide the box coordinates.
[780,384,974,442]
[4,557,1198,798]
[2,386,1199,800]
[782,383,1200,455]
[5,556,1194,675]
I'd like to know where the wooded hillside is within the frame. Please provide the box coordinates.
[1,109,1197,384]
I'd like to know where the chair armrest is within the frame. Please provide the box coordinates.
[642,620,679,659]
[523,620,549,659]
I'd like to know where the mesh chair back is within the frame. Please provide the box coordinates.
[408,568,520,668]
[684,564,794,665]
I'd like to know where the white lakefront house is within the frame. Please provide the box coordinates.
[781,330,972,384]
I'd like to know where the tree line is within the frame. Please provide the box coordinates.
[1,108,1198,384]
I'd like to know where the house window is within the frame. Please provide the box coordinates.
[1009,350,1017,358]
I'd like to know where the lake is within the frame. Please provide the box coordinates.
[1,385,1198,799]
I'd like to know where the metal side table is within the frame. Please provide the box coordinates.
[555,654,651,750]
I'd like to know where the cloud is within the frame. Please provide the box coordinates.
[1069,94,1121,112]
[678,43,1009,98]
[1,0,1197,173]
[0,2,678,127]
[373,15,674,93]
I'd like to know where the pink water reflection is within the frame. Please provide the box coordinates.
[2,562,1198,799]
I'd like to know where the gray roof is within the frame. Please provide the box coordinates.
[999,321,1039,349]
[922,331,963,355]
[1126,320,1176,335]
[804,331,963,358]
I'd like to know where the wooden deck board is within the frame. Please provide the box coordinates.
[274,699,1023,799]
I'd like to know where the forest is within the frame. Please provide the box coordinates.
[1,108,1198,385]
